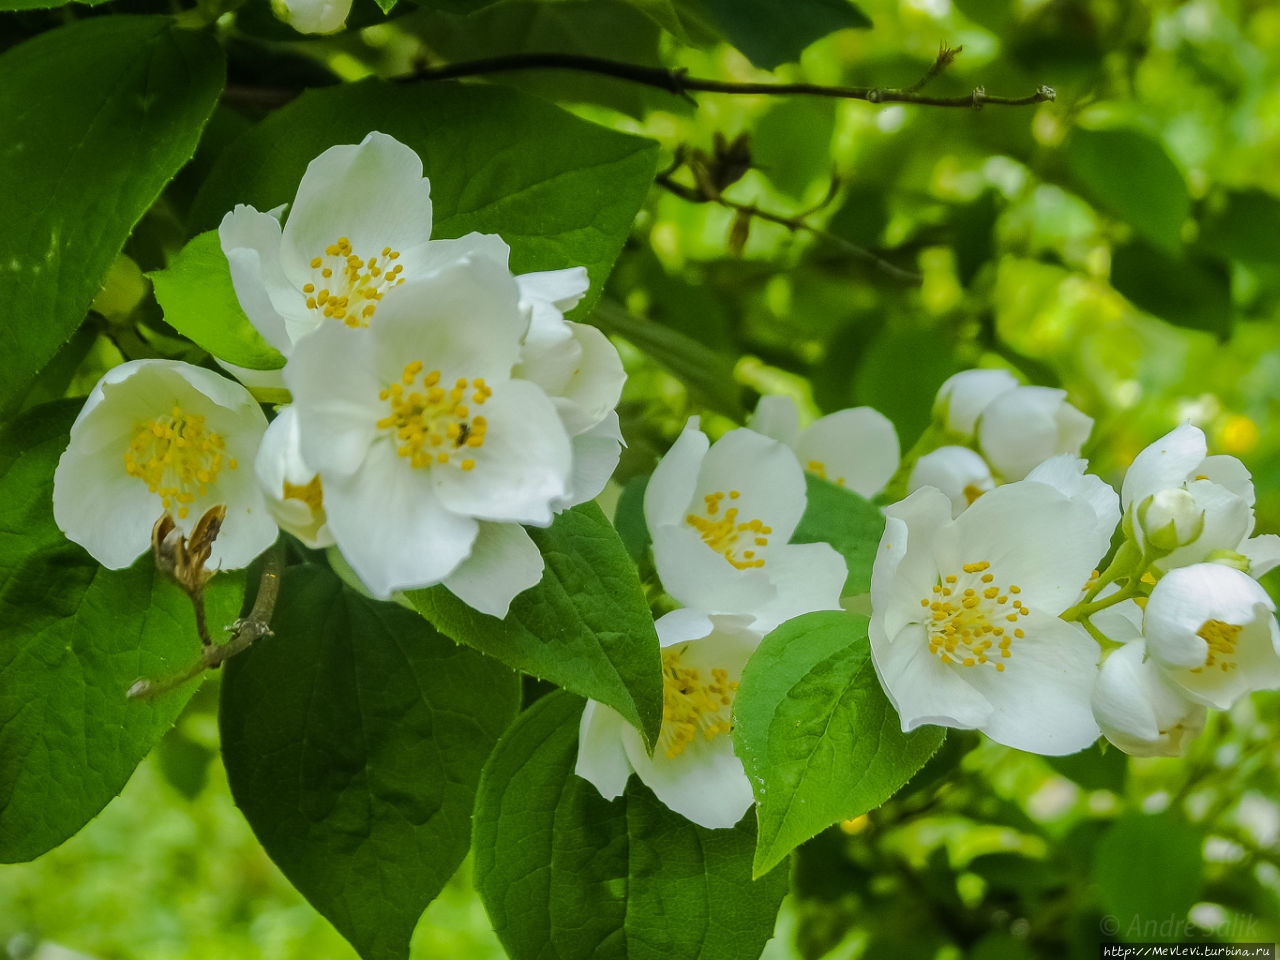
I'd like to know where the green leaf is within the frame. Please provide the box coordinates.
[0,16,225,411]
[406,502,663,748]
[150,231,286,371]
[732,610,944,876]
[0,0,109,11]
[1199,188,1280,267]
[189,80,658,324]
[791,474,885,596]
[473,692,790,960]
[0,401,243,862]
[1109,239,1231,337]
[1092,813,1203,933]
[852,328,959,448]
[220,564,519,960]
[1043,741,1128,793]
[1062,128,1190,253]
[685,0,871,69]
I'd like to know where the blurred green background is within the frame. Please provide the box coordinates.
[4,0,1280,956]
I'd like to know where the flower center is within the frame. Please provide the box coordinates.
[376,361,491,471]
[806,460,846,487]
[659,646,739,759]
[918,560,1025,671]
[303,236,405,328]
[123,406,237,520]
[1192,619,1240,673]
[282,475,324,511]
[685,490,771,570]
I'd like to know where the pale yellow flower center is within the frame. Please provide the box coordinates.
[660,646,739,759]
[282,475,324,511]
[303,236,405,327]
[123,406,237,520]
[918,560,1025,672]
[685,490,771,570]
[1192,619,1240,673]
[806,459,846,487]
[376,361,491,471]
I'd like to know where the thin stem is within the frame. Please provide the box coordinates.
[1060,581,1141,624]
[404,53,1056,110]
[128,544,284,701]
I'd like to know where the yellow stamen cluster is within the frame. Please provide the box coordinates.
[304,237,405,327]
[806,460,846,487]
[962,484,986,506]
[282,475,324,511]
[685,490,771,570]
[1192,619,1240,674]
[123,406,237,520]
[660,646,739,759]
[918,560,1025,672]
[376,361,491,470]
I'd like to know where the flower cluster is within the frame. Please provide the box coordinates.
[54,132,624,618]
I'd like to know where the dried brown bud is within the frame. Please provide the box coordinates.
[150,506,226,596]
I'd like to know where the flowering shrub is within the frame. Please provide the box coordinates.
[2,6,1279,960]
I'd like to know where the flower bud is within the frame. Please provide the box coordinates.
[1136,488,1205,553]
[933,369,1017,438]
[1091,640,1206,758]
[907,446,994,517]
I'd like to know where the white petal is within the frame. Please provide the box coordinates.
[621,721,753,828]
[442,521,544,618]
[652,522,778,616]
[273,0,351,33]
[795,407,900,499]
[517,266,590,314]
[552,322,626,437]
[870,621,993,731]
[935,369,1018,438]
[1199,454,1255,507]
[747,395,801,448]
[401,232,511,281]
[960,614,1101,755]
[654,608,717,646]
[644,418,708,531]
[1092,640,1205,757]
[322,441,478,598]
[431,379,572,527]
[748,542,847,634]
[254,406,334,549]
[978,386,1092,481]
[870,487,953,642]
[553,412,623,511]
[1120,423,1207,509]
[281,133,433,278]
[219,204,315,355]
[575,701,634,800]
[1155,479,1253,571]
[1024,455,1120,559]
[1242,534,1280,577]
[907,446,994,518]
[694,428,807,542]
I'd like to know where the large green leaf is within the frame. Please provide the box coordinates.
[791,474,885,596]
[406,502,663,748]
[220,564,519,960]
[0,401,243,862]
[1109,239,1231,337]
[1092,813,1203,934]
[189,80,658,324]
[1062,127,1189,254]
[686,0,871,70]
[150,230,286,371]
[1199,188,1280,267]
[473,692,790,960]
[0,16,225,411]
[732,610,945,876]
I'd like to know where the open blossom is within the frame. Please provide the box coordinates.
[907,446,995,517]
[271,0,350,33]
[747,395,899,498]
[1121,423,1280,574]
[576,610,760,829]
[869,468,1119,755]
[1142,563,1280,710]
[53,360,276,571]
[284,255,572,611]
[645,419,846,633]
[1092,639,1207,757]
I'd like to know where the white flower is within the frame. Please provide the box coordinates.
[1142,563,1280,710]
[977,386,1093,481]
[907,445,995,517]
[1092,639,1206,758]
[53,360,276,570]
[219,131,509,358]
[253,405,333,550]
[644,419,846,633]
[869,473,1119,755]
[576,609,759,829]
[1121,423,1279,573]
[271,0,350,34]
[747,395,900,499]
[284,255,572,610]
[935,368,1018,438]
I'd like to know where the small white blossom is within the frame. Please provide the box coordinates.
[747,394,900,498]
[1092,639,1207,757]
[576,609,759,829]
[645,419,846,633]
[53,360,276,570]
[977,386,1093,481]
[271,0,350,34]
[1142,562,1280,710]
[284,255,572,611]
[908,445,995,517]
[253,405,333,549]
[869,472,1119,755]
[935,369,1018,438]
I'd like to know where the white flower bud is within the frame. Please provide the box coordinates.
[934,369,1018,438]
[1092,641,1206,758]
[1137,488,1204,553]
[907,445,994,517]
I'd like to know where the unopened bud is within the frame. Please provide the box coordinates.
[1137,489,1204,553]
